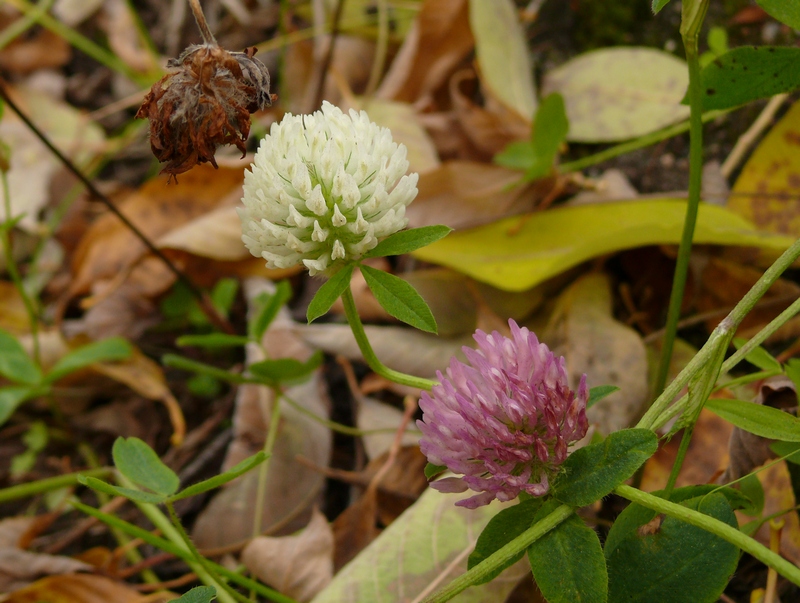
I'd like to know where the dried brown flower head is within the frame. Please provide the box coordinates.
[136,44,274,180]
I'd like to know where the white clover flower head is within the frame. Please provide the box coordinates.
[238,101,419,276]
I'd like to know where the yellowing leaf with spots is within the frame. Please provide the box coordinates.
[412,199,794,291]
[729,99,800,237]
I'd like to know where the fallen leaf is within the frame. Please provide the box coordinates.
[311,488,528,603]
[363,99,441,175]
[468,0,537,119]
[0,517,92,593]
[3,574,141,603]
[544,273,649,433]
[292,323,471,380]
[411,199,795,291]
[728,98,800,237]
[357,397,420,461]
[376,0,473,106]
[0,12,70,74]
[332,488,379,572]
[0,85,104,233]
[192,279,331,548]
[242,508,334,602]
[542,47,690,142]
[407,161,546,230]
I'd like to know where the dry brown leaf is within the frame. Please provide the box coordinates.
[332,488,379,572]
[0,11,70,74]
[376,0,473,106]
[544,272,649,433]
[100,0,156,73]
[242,508,334,602]
[292,322,471,380]
[0,517,92,593]
[357,397,420,461]
[695,257,800,339]
[449,69,529,158]
[406,161,548,230]
[68,164,244,300]
[2,574,141,603]
[192,279,331,548]
[639,408,733,492]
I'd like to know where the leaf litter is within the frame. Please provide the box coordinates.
[1,0,800,602]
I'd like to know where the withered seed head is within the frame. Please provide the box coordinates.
[136,44,274,181]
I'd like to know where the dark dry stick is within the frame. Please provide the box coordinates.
[0,79,235,334]
[311,0,346,111]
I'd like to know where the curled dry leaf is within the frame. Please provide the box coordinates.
[2,574,141,603]
[136,44,273,179]
[242,509,334,603]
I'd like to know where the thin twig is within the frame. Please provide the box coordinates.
[311,0,346,110]
[188,0,217,45]
[0,80,235,334]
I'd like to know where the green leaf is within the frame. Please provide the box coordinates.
[733,337,781,372]
[249,280,292,340]
[173,586,217,603]
[553,428,658,507]
[0,328,42,385]
[360,265,437,334]
[698,47,800,111]
[307,264,354,323]
[784,359,800,394]
[211,278,239,317]
[170,452,267,502]
[705,398,800,441]
[411,199,794,291]
[528,505,608,603]
[78,475,167,504]
[187,374,223,398]
[176,334,250,349]
[112,437,179,496]
[652,0,672,14]
[770,440,800,464]
[468,498,543,582]
[494,141,536,170]
[162,354,248,384]
[523,93,569,181]
[605,492,739,603]
[469,0,537,119]
[588,385,619,409]
[757,0,800,29]
[44,337,133,384]
[0,386,42,426]
[248,351,323,386]
[737,473,765,517]
[424,462,447,480]
[364,226,452,259]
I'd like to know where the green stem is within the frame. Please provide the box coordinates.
[615,484,800,588]
[4,0,152,86]
[559,109,726,174]
[637,235,800,431]
[166,501,249,603]
[422,504,573,603]
[0,170,40,363]
[252,390,282,537]
[0,468,110,503]
[653,33,705,398]
[341,286,437,391]
[72,501,298,603]
[0,0,53,51]
[117,476,237,603]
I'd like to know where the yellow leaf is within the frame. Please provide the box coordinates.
[729,99,800,237]
[412,199,794,291]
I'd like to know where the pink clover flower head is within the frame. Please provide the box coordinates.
[417,319,589,509]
